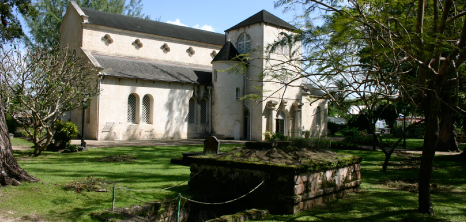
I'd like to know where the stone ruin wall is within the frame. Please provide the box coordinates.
[189,163,361,215]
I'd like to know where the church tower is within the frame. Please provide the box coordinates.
[211,10,300,141]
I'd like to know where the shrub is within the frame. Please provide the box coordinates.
[53,120,79,149]
[393,123,426,139]
[64,144,79,152]
[340,127,360,138]
[5,113,19,134]
[264,131,289,141]
[327,122,343,136]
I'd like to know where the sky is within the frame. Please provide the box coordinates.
[17,0,307,38]
[140,0,300,34]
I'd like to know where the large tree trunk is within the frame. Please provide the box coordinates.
[0,92,38,186]
[437,101,460,152]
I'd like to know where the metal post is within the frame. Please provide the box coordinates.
[176,193,181,222]
[112,184,115,211]
[81,105,85,147]
[403,114,406,149]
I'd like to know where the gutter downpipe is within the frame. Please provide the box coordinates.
[243,72,252,141]
[208,85,212,135]
[96,74,102,140]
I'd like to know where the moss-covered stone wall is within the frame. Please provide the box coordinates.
[188,162,361,215]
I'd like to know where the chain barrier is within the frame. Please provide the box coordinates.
[181,180,265,205]
[111,172,199,208]
[116,171,200,192]
[117,186,177,204]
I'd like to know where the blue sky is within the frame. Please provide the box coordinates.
[18,1,304,37]
[140,0,299,34]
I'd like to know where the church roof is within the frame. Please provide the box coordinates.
[212,41,241,62]
[92,54,212,85]
[80,7,225,46]
[225,10,296,32]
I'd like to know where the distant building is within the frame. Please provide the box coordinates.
[60,1,327,141]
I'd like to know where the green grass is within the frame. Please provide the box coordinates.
[1,144,465,222]
[10,137,34,147]
[259,149,466,222]
[0,144,238,221]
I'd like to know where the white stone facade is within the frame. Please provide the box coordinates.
[60,2,327,141]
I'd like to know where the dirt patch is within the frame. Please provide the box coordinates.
[63,176,110,193]
[97,155,136,162]
[213,146,351,166]
[383,178,455,193]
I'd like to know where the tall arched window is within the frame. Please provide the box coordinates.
[188,98,196,124]
[315,106,321,126]
[142,95,151,124]
[127,94,137,123]
[200,99,207,124]
[237,33,251,54]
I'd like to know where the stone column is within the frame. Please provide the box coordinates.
[267,100,278,132]
[293,102,304,137]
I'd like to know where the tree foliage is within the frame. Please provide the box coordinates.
[0,0,36,41]
[270,0,466,215]
[1,45,99,156]
[24,0,149,47]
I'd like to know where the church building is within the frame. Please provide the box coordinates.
[60,1,327,141]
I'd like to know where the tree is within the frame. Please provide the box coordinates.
[1,45,99,156]
[0,88,38,185]
[268,0,466,215]
[24,0,149,47]
[0,0,36,41]
[1,0,39,187]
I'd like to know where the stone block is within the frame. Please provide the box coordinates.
[294,184,305,195]
[294,175,303,185]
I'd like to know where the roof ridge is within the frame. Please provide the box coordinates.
[225,9,296,32]
[78,7,225,46]
[81,7,221,35]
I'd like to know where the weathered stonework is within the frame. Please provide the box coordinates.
[188,158,361,215]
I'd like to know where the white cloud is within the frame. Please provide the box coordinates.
[199,25,215,32]
[168,19,215,32]
[166,19,187,27]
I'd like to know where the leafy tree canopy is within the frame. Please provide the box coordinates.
[0,0,36,41]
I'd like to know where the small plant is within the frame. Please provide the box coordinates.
[53,120,79,149]
[64,144,79,152]
[302,130,311,138]
[264,131,289,141]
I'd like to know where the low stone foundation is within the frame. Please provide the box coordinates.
[188,159,361,215]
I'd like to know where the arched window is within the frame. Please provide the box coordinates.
[236,88,240,99]
[127,94,137,123]
[315,106,321,126]
[276,110,285,135]
[237,33,251,54]
[142,95,151,124]
[188,98,196,124]
[200,99,207,124]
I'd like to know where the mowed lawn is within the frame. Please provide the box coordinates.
[1,142,238,221]
[0,139,465,221]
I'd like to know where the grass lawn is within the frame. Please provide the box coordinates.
[1,144,465,221]
[1,144,238,221]
[378,134,466,151]
[10,137,34,147]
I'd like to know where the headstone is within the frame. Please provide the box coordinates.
[204,136,220,155]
